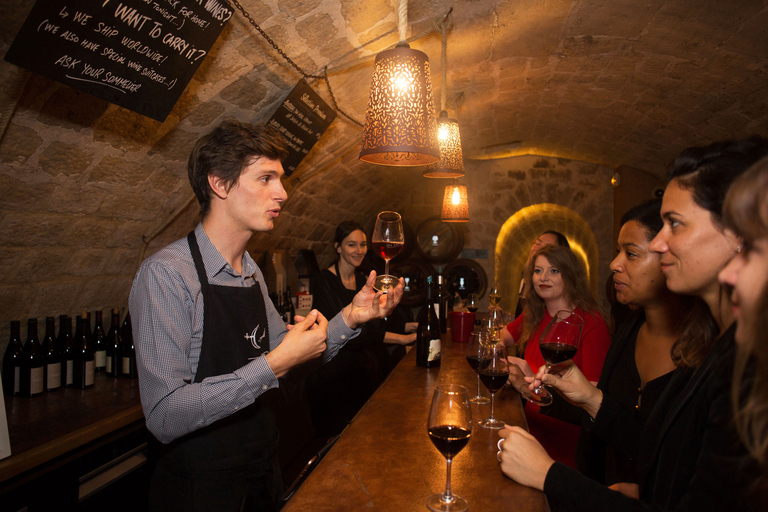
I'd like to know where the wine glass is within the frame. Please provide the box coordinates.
[477,340,509,429]
[371,211,404,292]
[427,384,473,512]
[465,330,490,404]
[488,286,501,308]
[466,293,481,332]
[527,310,584,406]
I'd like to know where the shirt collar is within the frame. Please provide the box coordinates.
[194,224,258,279]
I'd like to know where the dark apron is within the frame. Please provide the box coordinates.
[149,232,282,512]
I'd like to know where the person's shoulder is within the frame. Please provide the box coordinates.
[138,236,196,282]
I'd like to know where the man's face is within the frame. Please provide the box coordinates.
[222,157,287,233]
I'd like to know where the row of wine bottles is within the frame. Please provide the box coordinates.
[2,308,137,398]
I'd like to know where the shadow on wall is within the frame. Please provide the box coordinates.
[495,203,599,313]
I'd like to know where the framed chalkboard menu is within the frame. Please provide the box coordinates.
[267,80,337,176]
[4,0,231,122]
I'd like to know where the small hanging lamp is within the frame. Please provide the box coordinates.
[359,0,439,166]
[423,14,464,178]
[441,180,469,222]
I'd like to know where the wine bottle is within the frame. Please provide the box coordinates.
[58,315,74,387]
[284,286,295,324]
[106,308,122,377]
[435,269,448,333]
[42,316,61,391]
[20,318,44,397]
[416,276,441,368]
[92,310,107,371]
[2,320,23,396]
[121,312,138,378]
[72,312,95,388]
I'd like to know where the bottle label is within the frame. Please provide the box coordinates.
[85,361,95,386]
[66,360,74,385]
[46,363,61,389]
[433,303,440,320]
[428,338,441,362]
[95,350,107,368]
[13,367,20,394]
[122,356,130,375]
[30,367,44,395]
[106,355,113,373]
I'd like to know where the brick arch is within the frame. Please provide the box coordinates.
[495,203,599,313]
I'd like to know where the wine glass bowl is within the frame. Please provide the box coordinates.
[528,310,584,406]
[477,341,509,429]
[465,330,490,404]
[371,211,404,292]
[427,385,472,512]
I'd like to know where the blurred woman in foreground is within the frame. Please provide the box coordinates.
[497,137,768,511]
[719,157,768,502]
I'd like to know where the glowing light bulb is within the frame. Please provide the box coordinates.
[451,187,461,205]
[438,124,450,142]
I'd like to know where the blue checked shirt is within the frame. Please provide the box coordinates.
[129,224,358,444]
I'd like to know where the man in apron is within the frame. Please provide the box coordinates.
[129,121,404,511]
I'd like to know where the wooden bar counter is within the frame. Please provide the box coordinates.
[283,333,550,511]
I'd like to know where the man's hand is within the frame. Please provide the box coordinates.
[497,426,554,490]
[266,310,328,378]
[342,271,404,329]
[506,356,533,392]
[528,361,603,418]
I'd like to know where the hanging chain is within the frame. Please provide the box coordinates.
[226,0,363,126]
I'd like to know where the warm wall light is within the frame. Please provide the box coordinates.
[359,1,439,166]
[423,111,465,177]
[441,181,469,222]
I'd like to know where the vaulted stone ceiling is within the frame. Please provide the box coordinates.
[1,0,767,324]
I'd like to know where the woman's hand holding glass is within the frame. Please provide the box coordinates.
[527,360,604,419]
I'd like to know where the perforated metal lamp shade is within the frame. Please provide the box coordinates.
[423,111,465,177]
[359,44,440,166]
[441,183,469,222]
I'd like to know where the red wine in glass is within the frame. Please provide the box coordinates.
[371,241,404,261]
[427,385,472,512]
[527,310,584,406]
[477,341,508,429]
[428,425,471,459]
[372,211,404,292]
[465,330,490,404]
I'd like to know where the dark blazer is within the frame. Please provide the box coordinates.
[543,325,759,511]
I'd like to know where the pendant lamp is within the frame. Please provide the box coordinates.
[359,0,439,166]
[423,15,464,178]
[441,180,469,222]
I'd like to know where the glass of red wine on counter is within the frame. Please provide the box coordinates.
[528,310,584,406]
[465,329,490,404]
[371,211,404,292]
[427,384,473,512]
[477,340,509,429]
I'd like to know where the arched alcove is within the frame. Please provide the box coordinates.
[495,203,599,313]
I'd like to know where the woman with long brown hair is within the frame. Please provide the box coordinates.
[719,157,768,501]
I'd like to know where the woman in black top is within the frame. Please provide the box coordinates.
[575,198,693,486]
[306,221,416,436]
[497,137,768,511]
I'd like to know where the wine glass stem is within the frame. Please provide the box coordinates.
[535,364,552,395]
[476,375,482,398]
[384,258,390,277]
[489,393,496,421]
[442,458,455,503]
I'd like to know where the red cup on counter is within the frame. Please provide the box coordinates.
[449,311,476,343]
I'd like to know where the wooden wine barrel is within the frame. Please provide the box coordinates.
[389,259,436,307]
[443,259,488,299]
[414,217,464,263]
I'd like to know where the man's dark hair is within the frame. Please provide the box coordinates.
[188,120,288,218]
[542,230,570,249]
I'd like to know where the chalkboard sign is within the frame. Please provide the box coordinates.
[4,0,232,122]
[267,80,337,176]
